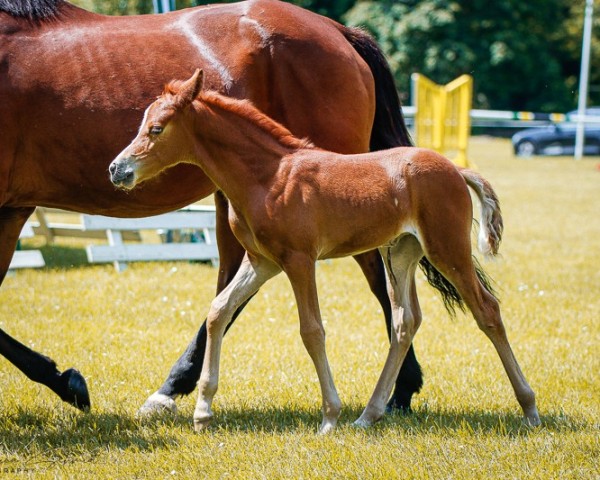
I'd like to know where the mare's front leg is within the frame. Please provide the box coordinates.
[353,251,423,412]
[139,192,248,416]
[194,254,281,431]
[0,206,90,410]
[285,254,342,434]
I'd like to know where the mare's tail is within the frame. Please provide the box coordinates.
[339,26,413,150]
[341,26,489,315]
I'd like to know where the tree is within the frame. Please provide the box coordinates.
[344,0,582,112]
[560,0,600,108]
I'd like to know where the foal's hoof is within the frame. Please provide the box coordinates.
[137,392,177,418]
[193,415,213,432]
[318,420,337,435]
[60,368,91,411]
[525,411,542,428]
[352,418,372,429]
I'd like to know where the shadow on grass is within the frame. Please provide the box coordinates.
[0,403,588,456]
[35,244,91,269]
[192,403,587,436]
[0,408,183,454]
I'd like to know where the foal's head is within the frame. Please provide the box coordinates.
[109,69,204,190]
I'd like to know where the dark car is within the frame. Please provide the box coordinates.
[512,108,600,157]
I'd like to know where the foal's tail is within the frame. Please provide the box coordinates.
[419,167,503,316]
[459,168,504,257]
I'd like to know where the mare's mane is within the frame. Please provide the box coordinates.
[0,0,65,20]
[164,81,314,152]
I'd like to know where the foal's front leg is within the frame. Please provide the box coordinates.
[194,254,280,431]
[284,255,342,434]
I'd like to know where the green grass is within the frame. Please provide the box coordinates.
[1,138,599,479]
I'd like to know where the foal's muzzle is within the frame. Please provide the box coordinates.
[109,158,136,189]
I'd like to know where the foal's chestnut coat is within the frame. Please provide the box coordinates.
[110,70,540,433]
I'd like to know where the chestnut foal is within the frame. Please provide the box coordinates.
[110,70,540,433]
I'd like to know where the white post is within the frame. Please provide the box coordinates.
[575,0,594,160]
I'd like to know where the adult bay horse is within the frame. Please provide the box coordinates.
[0,0,423,414]
[109,70,540,432]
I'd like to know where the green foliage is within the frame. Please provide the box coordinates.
[285,0,356,22]
[1,139,599,477]
[344,0,586,112]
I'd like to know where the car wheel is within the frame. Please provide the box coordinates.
[516,140,537,157]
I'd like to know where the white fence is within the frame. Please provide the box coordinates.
[9,223,45,271]
[83,207,218,272]
[12,206,218,273]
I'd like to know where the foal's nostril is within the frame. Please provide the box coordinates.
[109,162,117,175]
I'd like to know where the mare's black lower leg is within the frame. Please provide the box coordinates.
[156,298,252,398]
[353,251,423,412]
[0,206,90,410]
[0,329,90,410]
[154,192,248,400]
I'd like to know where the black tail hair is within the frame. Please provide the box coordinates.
[418,256,497,317]
[342,25,492,312]
[340,26,413,150]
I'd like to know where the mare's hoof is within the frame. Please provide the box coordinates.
[385,398,413,415]
[60,368,91,411]
[137,392,177,418]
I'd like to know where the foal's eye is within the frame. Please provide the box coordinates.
[149,125,163,135]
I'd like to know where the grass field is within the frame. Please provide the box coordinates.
[1,138,598,479]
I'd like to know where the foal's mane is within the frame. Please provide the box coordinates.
[164,81,314,151]
[0,0,64,21]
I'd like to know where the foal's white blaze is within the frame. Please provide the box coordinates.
[112,104,152,167]
[137,104,153,137]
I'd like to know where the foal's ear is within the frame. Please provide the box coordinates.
[175,69,204,109]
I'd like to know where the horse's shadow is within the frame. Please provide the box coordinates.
[173,403,582,436]
[1,408,182,454]
[1,404,584,454]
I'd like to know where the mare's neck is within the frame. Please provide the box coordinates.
[189,96,307,206]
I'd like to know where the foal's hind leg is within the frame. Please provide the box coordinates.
[425,239,540,426]
[355,236,423,427]
[353,251,423,412]
[194,253,281,431]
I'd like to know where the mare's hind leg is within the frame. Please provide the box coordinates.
[194,253,281,431]
[353,251,423,412]
[0,207,90,410]
[355,236,423,427]
[424,233,540,425]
